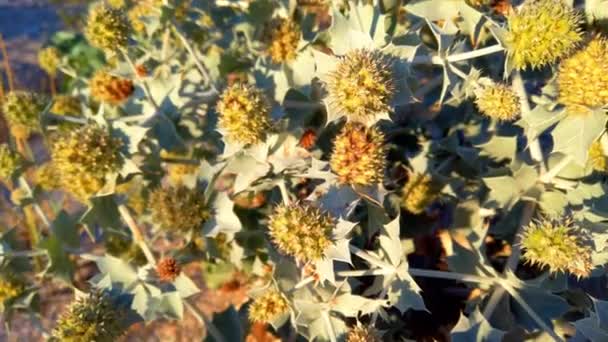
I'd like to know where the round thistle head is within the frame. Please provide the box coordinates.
[38,47,61,76]
[51,291,127,342]
[588,140,608,172]
[107,0,126,8]
[330,123,386,186]
[90,70,134,105]
[557,37,608,114]
[505,0,582,70]
[0,273,25,303]
[401,173,441,214]
[248,289,289,323]
[128,0,162,33]
[346,326,382,342]
[266,18,301,64]
[157,257,181,282]
[52,95,82,116]
[326,49,394,122]
[149,185,211,233]
[51,125,123,201]
[216,84,271,145]
[85,3,130,52]
[520,218,592,278]
[33,162,61,191]
[2,91,46,139]
[268,203,334,262]
[0,144,23,181]
[475,83,521,121]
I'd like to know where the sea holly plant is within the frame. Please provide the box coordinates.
[2,0,608,340]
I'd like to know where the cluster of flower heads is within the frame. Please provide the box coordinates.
[85,3,131,52]
[0,144,23,181]
[474,83,521,121]
[90,70,135,105]
[266,17,301,64]
[2,91,46,139]
[38,46,61,76]
[248,288,290,323]
[149,185,211,233]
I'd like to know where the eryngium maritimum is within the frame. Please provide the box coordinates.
[85,3,130,51]
[326,49,394,122]
[51,291,127,342]
[266,18,301,64]
[216,84,271,145]
[38,47,61,76]
[505,0,582,70]
[90,70,134,105]
[558,37,608,114]
[588,140,608,172]
[0,273,25,303]
[401,173,441,214]
[330,123,386,186]
[157,257,181,282]
[149,185,211,233]
[346,326,382,342]
[268,203,334,262]
[248,289,289,323]
[2,91,46,139]
[475,84,521,121]
[0,144,23,181]
[520,218,592,278]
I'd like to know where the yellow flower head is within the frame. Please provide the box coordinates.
[0,144,23,181]
[216,84,271,145]
[327,49,394,122]
[33,162,62,191]
[107,0,126,8]
[266,18,301,64]
[90,70,134,105]
[128,0,162,33]
[588,140,608,172]
[0,273,25,303]
[557,37,608,114]
[330,123,386,186]
[38,47,61,76]
[521,218,592,278]
[505,0,582,70]
[149,185,211,233]
[85,3,130,51]
[52,291,127,342]
[346,326,382,342]
[51,125,123,201]
[52,95,82,116]
[475,83,521,120]
[268,203,334,262]
[2,91,46,139]
[248,289,289,323]
[401,173,441,214]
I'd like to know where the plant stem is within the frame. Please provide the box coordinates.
[337,268,394,277]
[0,250,47,258]
[446,44,504,63]
[171,25,218,93]
[321,311,337,342]
[540,155,573,183]
[348,245,394,270]
[18,176,51,228]
[121,49,160,111]
[408,268,496,285]
[117,203,156,264]
[278,180,291,205]
[295,276,315,289]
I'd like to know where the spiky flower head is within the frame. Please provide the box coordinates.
[157,257,181,282]
[38,47,61,76]
[268,203,334,262]
[266,17,301,64]
[2,91,46,139]
[0,144,23,181]
[128,0,162,33]
[330,123,386,186]
[505,0,582,70]
[248,289,289,323]
[51,125,123,201]
[85,3,130,52]
[0,273,25,304]
[107,0,126,8]
[346,326,382,342]
[90,70,134,105]
[149,185,211,233]
[216,84,271,145]
[588,140,608,172]
[326,49,394,122]
[51,95,82,116]
[520,218,592,278]
[401,173,441,214]
[557,37,608,114]
[475,83,521,120]
[33,162,62,191]
[51,291,127,342]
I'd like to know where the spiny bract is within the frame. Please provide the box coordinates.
[520,218,592,278]
[2,91,46,139]
[588,140,608,172]
[266,17,301,64]
[38,46,61,76]
[51,125,123,201]
[475,83,521,121]
[90,70,135,105]
[51,291,127,342]
[505,0,582,70]
[0,144,23,181]
[157,258,181,282]
[149,185,210,233]
[330,122,386,186]
[326,49,394,121]
[557,37,608,114]
[248,289,289,323]
[401,173,441,214]
[216,83,271,145]
[346,326,382,342]
[268,203,334,262]
[85,3,131,51]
